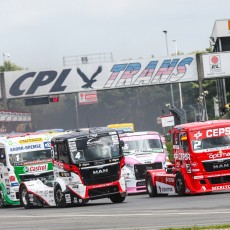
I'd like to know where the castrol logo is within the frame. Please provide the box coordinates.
[23,164,47,173]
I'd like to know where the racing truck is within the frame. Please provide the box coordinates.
[146,120,230,197]
[0,132,62,207]
[19,127,126,208]
[119,131,170,194]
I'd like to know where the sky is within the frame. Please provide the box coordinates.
[1,0,230,70]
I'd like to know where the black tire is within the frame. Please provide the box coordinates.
[109,194,125,203]
[176,173,185,196]
[54,184,67,207]
[0,190,7,208]
[19,185,33,209]
[146,174,157,197]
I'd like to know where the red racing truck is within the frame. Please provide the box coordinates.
[146,120,230,197]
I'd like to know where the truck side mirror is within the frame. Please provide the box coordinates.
[120,140,124,148]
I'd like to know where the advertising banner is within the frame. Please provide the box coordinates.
[4,55,198,99]
[202,52,230,79]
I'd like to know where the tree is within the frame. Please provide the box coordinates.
[0,61,23,72]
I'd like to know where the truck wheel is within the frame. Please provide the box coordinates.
[20,185,33,209]
[146,174,157,197]
[54,185,66,207]
[0,190,7,208]
[176,174,185,196]
[109,194,125,203]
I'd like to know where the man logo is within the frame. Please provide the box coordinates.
[93,168,108,175]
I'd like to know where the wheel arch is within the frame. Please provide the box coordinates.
[146,171,156,186]
[54,178,66,192]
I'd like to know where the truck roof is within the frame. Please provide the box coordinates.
[173,120,230,132]
[0,132,66,146]
[51,127,117,142]
[119,131,160,138]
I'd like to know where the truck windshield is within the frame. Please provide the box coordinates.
[9,150,52,165]
[69,134,120,164]
[121,135,163,155]
[193,135,230,151]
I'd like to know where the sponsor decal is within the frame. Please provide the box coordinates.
[19,138,43,144]
[10,144,42,152]
[6,56,196,99]
[212,185,230,191]
[174,153,190,160]
[208,151,230,160]
[44,142,51,148]
[10,182,19,187]
[192,169,200,172]
[23,166,29,173]
[191,162,198,167]
[194,131,202,139]
[192,127,230,140]
[209,55,221,72]
[206,127,230,137]
[166,178,174,183]
[23,164,47,173]
[156,181,175,194]
[121,134,160,142]
[158,186,173,193]
[193,175,204,179]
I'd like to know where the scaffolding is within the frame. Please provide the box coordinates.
[63,53,113,66]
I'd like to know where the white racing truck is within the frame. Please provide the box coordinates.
[0,132,63,207]
[19,127,127,208]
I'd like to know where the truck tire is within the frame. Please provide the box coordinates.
[54,184,67,207]
[0,190,7,208]
[20,185,33,209]
[109,194,125,203]
[146,174,157,197]
[176,174,185,196]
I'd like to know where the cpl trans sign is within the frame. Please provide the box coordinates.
[4,55,197,99]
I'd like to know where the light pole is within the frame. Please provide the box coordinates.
[2,53,10,110]
[197,91,209,121]
[172,40,183,108]
[163,30,169,56]
[3,53,10,71]
[163,30,174,107]
[172,40,178,55]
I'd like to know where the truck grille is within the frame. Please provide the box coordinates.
[88,185,119,198]
[80,162,120,186]
[208,176,230,184]
[202,159,230,172]
[134,162,163,180]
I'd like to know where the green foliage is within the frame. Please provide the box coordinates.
[166,141,174,163]
[0,61,25,111]
[161,224,230,230]
[0,61,23,72]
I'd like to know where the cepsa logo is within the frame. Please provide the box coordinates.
[192,127,230,140]
[23,164,47,173]
[206,127,230,138]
